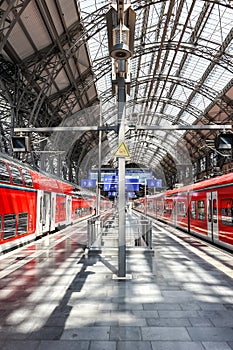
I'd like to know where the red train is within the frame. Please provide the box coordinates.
[133,173,233,252]
[0,152,111,254]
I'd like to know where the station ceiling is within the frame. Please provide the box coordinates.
[0,0,232,186]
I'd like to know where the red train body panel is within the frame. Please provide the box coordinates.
[133,173,233,251]
[0,153,110,254]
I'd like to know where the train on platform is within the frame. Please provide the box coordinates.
[133,173,233,252]
[0,152,111,254]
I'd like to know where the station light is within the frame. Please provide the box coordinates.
[215,133,233,151]
[106,4,135,61]
[11,136,30,152]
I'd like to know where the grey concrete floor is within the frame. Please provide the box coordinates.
[0,213,232,350]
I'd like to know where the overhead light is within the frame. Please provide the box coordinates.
[11,136,30,152]
[215,133,233,151]
[106,6,136,59]
[110,42,131,60]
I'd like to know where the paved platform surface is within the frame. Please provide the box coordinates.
[0,213,233,350]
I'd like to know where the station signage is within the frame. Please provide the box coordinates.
[104,178,139,192]
[81,179,96,188]
[81,175,162,190]
[89,168,154,184]
[146,179,162,188]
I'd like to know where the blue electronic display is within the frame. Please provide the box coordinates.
[146,179,162,187]
[108,191,118,197]
[127,192,137,198]
[104,183,118,191]
[125,184,139,191]
[89,168,153,183]
[81,179,96,188]
[104,183,139,191]
[104,175,118,183]
[126,178,139,183]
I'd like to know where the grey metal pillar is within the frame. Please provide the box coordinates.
[118,76,126,277]
[97,100,102,216]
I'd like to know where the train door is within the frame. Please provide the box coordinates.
[66,196,72,225]
[38,191,51,234]
[207,191,219,241]
[173,198,177,226]
[50,193,56,231]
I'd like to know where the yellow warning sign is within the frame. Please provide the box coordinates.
[113,142,130,158]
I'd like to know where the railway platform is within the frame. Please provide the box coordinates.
[0,211,233,350]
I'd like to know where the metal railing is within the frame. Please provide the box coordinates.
[87,213,152,250]
[87,215,101,248]
[127,217,152,248]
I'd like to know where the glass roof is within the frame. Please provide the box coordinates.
[0,0,232,186]
[78,0,233,172]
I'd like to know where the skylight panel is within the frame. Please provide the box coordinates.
[164,105,181,118]
[200,6,232,45]
[204,66,233,91]
[78,0,102,14]
[138,54,154,76]
[161,51,184,76]
[181,54,210,81]
[190,93,213,111]
[159,117,172,127]
[172,85,193,103]
[179,111,197,124]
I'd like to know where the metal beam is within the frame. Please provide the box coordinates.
[14,126,99,132]
[14,124,232,134]
[135,124,232,131]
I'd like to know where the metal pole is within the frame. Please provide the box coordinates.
[144,179,147,215]
[97,100,103,216]
[118,76,126,277]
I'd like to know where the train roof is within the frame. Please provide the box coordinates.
[0,152,96,197]
[0,151,36,172]
[191,172,233,191]
[165,172,233,195]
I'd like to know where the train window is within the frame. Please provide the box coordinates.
[220,198,233,226]
[191,201,196,219]
[208,198,212,223]
[40,197,43,223]
[164,201,173,214]
[147,201,152,210]
[0,215,2,232]
[157,202,163,214]
[177,202,186,217]
[213,198,217,224]
[51,198,55,222]
[0,161,10,183]
[4,214,16,239]
[21,168,33,187]
[8,164,23,185]
[18,213,28,235]
[197,200,205,220]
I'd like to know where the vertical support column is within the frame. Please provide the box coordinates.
[144,179,147,215]
[97,100,102,216]
[57,153,61,177]
[118,76,126,277]
[106,0,135,278]
[87,218,92,248]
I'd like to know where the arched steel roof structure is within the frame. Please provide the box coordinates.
[0,0,232,188]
